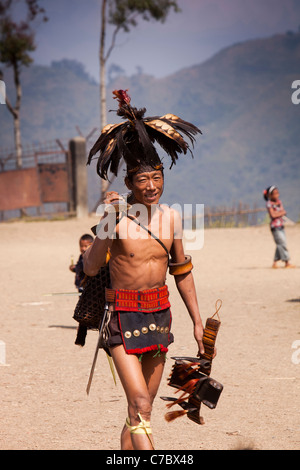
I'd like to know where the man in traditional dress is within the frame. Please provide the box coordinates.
[83,90,205,450]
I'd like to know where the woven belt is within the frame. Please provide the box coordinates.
[105,285,170,312]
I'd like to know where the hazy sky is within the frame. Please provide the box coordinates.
[15,0,300,80]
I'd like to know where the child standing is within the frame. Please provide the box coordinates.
[69,234,94,291]
[263,186,295,268]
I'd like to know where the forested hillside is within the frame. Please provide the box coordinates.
[1,32,299,219]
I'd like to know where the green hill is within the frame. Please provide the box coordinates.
[1,32,299,220]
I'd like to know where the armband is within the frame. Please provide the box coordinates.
[168,255,193,276]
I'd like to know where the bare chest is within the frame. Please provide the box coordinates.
[113,215,173,260]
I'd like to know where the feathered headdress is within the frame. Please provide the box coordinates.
[87,89,202,180]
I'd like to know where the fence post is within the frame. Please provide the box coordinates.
[69,137,88,218]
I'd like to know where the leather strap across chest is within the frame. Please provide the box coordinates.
[91,212,193,275]
[126,215,193,275]
[91,213,169,256]
[126,214,169,256]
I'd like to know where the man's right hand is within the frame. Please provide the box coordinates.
[104,191,122,205]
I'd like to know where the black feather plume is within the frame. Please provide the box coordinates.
[87,90,202,180]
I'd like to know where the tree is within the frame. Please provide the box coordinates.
[0,0,47,168]
[98,0,180,200]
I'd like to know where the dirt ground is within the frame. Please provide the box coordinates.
[0,216,299,451]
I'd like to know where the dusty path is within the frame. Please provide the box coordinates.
[0,218,299,450]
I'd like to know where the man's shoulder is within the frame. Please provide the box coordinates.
[159,204,183,239]
[159,203,182,218]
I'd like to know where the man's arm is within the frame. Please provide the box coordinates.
[83,191,124,276]
[170,238,204,355]
[170,208,204,355]
[83,236,112,277]
[83,213,115,276]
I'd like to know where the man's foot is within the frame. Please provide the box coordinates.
[272,262,278,269]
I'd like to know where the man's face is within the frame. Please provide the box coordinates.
[126,170,164,207]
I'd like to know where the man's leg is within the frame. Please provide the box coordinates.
[110,345,164,450]
[142,351,166,404]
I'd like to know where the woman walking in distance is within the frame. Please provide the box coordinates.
[263,186,295,268]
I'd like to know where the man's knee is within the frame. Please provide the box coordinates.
[129,394,152,422]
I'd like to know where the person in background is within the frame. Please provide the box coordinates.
[69,234,94,291]
[263,186,295,268]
